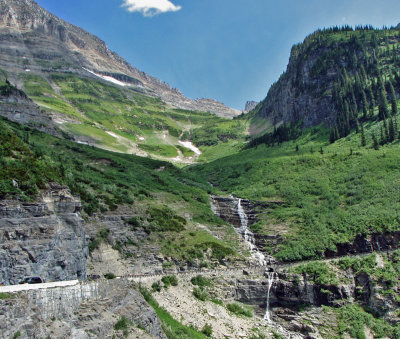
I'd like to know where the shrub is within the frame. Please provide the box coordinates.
[125,216,141,229]
[193,287,208,301]
[152,281,162,292]
[226,303,253,318]
[201,324,213,337]
[0,292,14,300]
[104,273,116,280]
[291,262,338,285]
[211,298,223,305]
[191,275,211,287]
[162,275,178,288]
[147,206,187,232]
[114,316,132,334]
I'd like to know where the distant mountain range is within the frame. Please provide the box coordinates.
[0,0,240,118]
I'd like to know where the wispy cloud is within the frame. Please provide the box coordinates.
[121,0,182,17]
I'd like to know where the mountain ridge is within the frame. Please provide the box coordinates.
[0,0,240,118]
[253,25,400,133]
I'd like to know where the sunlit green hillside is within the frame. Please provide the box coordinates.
[20,72,247,163]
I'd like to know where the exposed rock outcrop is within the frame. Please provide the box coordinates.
[256,43,338,128]
[0,0,240,118]
[233,276,353,309]
[0,279,166,338]
[0,87,61,137]
[244,101,258,113]
[0,184,88,284]
[325,232,400,258]
[211,196,258,228]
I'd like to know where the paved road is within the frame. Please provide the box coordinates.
[0,280,79,293]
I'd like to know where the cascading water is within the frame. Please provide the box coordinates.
[211,196,277,324]
[263,271,276,323]
[237,199,277,323]
[237,199,267,266]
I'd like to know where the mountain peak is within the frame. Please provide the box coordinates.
[0,0,239,118]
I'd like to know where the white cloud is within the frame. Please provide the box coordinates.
[121,0,182,17]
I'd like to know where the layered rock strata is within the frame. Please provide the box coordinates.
[0,184,88,284]
[0,278,166,338]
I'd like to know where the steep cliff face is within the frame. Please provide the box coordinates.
[0,0,239,118]
[255,27,400,129]
[0,279,166,338]
[0,184,88,284]
[244,101,258,113]
[256,41,341,128]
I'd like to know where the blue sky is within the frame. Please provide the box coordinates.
[35,0,400,110]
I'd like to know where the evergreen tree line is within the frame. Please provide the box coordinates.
[247,122,302,149]
[330,65,399,142]
[361,116,400,150]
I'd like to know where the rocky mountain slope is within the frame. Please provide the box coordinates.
[0,0,239,118]
[1,6,400,338]
[254,25,400,131]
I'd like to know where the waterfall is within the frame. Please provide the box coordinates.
[237,199,267,266]
[237,198,248,228]
[263,272,276,323]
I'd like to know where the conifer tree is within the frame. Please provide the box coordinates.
[361,89,368,120]
[367,86,375,117]
[389,118,395,142]
[380,126,386,145]
[378,87,389,120]
[383,119,389,141]
[361,123,366,146]
[329,127,336,144]
[372,134,379,150]
[360,64,368,84]
[388,80,398,116]
[334,127,339,141]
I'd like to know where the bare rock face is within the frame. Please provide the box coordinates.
[0,185,89,284]
[0,0,239,118]
[0,86,61,137]
[324,232,400,258]
[0,279,166,338]
[244,101,258,113]
[255,40,338,128]
[234,276,353,309]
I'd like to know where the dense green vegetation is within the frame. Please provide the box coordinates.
[190,124,400,261]
[337,304,400,339]
[0,120,61,200]
[201,25,400,261]
[0,117,240,262]
[0,292,14,300]
[290,261,338,285]
[161,275,179,288]
[190,275,211,287]
[226,303,253,318]
[337,251,400,292]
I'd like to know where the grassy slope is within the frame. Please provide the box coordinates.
[20,72,247,161]
[188,27,400,262]
[189,119,400,261]
[0,116,240,263]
